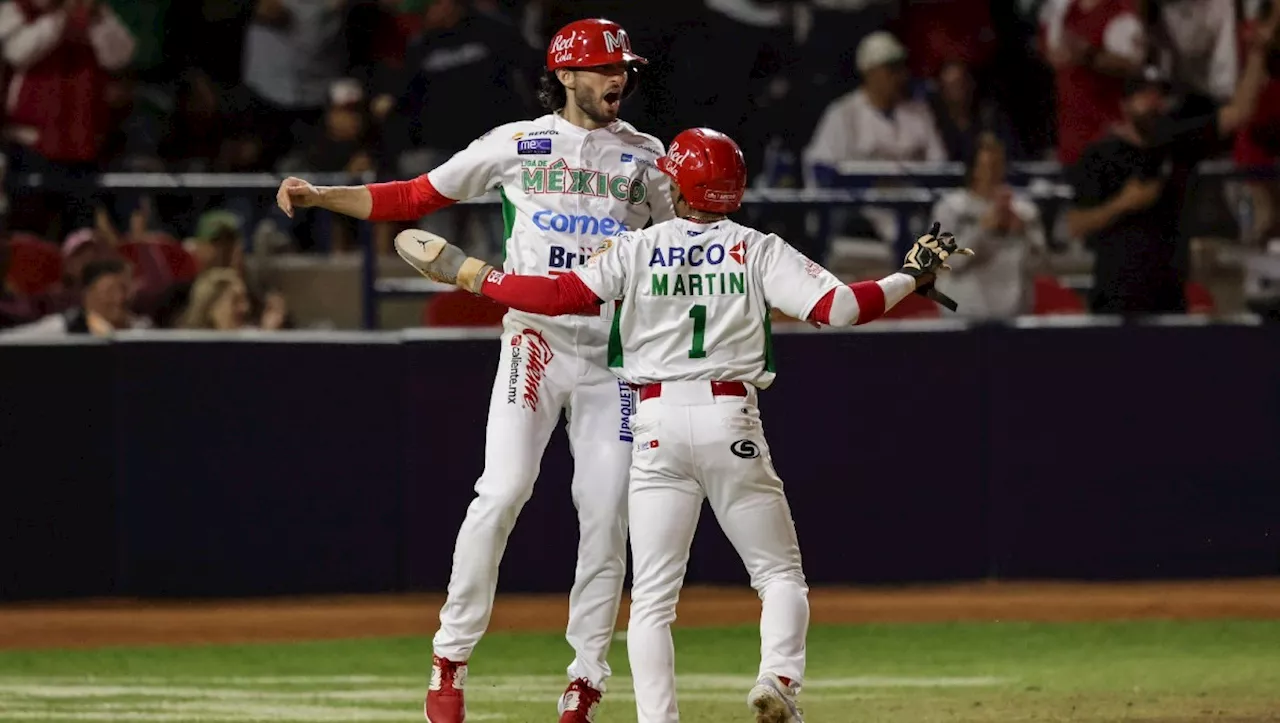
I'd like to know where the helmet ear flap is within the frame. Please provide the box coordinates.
[621,65,641,99]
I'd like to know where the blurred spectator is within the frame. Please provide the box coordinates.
[283,79,376,175]
[1234,2,1280,321]
[804,31,946,174]
[804,31,945,246]
[374,0,536,174]
[1231,3,1280,244]
[0,256,148,337]
[1148,0,1238,108]
[930,134,1047,319]
[31,226,110,315]
[372,0,535,260]
[178,267,286,330]
[151,210,291,329]
[897,0,998,80]
[927,59,1024,162]
[190,210,248,273]
[0,0,136,238]
[279,78,376,252]
[1066,7,1275,316]
[1039,0,1146,166]
[240,0,348,169]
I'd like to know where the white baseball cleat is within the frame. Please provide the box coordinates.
[747,673,803,723]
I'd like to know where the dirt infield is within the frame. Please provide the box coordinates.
[3,579,1279,650]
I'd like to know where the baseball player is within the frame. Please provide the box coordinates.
[275,18,673,723]
[393,127,971,723]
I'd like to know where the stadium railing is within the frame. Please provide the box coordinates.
[11,160,1276,329]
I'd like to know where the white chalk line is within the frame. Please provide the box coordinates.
[0,673,1010,693]
[0,709,505,722]
[0,673,1009,720]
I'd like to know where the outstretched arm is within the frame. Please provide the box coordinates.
[479,271,602,316]
[807,273,933,326]
[391,229,604,316]
[276,128,503,221]
[276,174,457,221]
[763,223,969,325]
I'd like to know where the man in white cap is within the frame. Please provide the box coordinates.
[803,30,946,175]
[802,31,947,248]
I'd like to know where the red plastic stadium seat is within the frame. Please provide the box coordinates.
[117,238,200,286]
[423,289,508,327]
[1032,274,1087,315]
[5,234,62,295]
[1185,282,1216,314]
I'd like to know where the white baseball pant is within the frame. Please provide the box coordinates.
[624,381,810,723]
[432,313,634,689]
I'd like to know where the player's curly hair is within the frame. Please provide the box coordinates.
[537,70,567,112]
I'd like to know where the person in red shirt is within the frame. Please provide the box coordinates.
[1039,0,1147,166]
[898,0,997,79]
[1233,8,1280,242]
[0,0,135,238]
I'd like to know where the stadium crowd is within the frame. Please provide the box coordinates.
[0,0,1278,333]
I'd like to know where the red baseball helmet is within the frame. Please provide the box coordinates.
[546,18,647,71]
[657,128,748,214]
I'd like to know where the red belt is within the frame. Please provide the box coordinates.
[636,380,748,402]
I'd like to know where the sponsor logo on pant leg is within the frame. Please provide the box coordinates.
[520,329,554,411]
[506,335,523,405]
[617,380,634,442]
[730,439,760,459]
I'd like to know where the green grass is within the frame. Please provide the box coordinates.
[1,621,1278,722]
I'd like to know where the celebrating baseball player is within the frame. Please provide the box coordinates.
[393,127,971,723]
[275,18,673,723]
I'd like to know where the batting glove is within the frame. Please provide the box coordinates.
[394,229,493,294]
[901,221,974,278]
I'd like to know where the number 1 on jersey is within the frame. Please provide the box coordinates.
[688,304,707,359]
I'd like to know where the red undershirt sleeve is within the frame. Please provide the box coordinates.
[480,270,602,316]
[365,175,457,221]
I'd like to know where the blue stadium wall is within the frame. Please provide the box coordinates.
[2,322,1278,601]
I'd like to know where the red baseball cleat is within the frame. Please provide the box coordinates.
[557,678,603,723]
[424,655,467,723]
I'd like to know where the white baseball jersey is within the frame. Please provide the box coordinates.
[572,217,843,389]
[427,113,674,340]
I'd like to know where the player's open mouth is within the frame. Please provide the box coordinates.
[603,90,621,107]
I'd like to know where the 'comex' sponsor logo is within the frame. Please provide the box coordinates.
[533,210,628,236]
